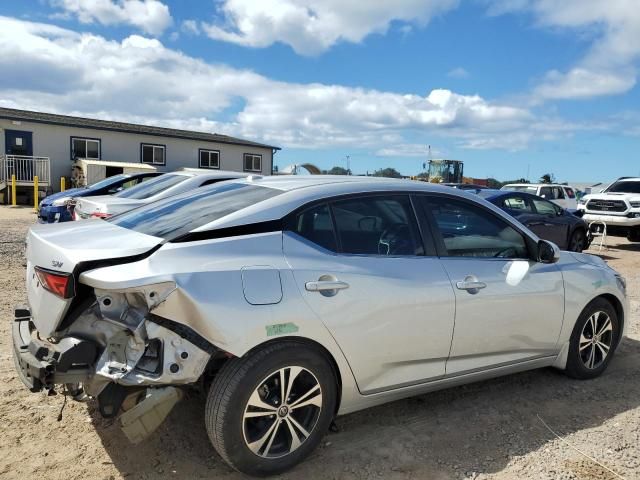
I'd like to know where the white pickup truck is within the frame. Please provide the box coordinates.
[577,177,640,242]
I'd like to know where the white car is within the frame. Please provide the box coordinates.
[14,176,627,475]
[501,183,578,210]
[577,177,640,242]
[73,169,247,219]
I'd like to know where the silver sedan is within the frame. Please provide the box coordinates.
[14,176,627,476]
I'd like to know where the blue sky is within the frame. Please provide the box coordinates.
[1,0,639,181]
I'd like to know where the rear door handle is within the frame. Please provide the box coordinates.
[305,280,349,292]
[305,276,349,297]
[456,275,486,294]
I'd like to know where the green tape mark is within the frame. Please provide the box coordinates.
[266,323,299,337]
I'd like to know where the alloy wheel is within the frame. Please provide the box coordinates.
[579,311,613,369]
[242,366,323,458]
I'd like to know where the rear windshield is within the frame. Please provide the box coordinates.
[109,183,282,240]
[115,174,187,199]
[89,174,128,189]
[605,180,640,194]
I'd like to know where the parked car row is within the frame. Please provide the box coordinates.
[16,174,627,476]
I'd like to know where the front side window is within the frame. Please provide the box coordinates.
[141,144,165,165]
[199,149,220,169]
[331,195,423,256]
[115,173,186,199]
[71,137,100,160]
[292,203,337,252]
[424,197,528,259]
[565,188,576,198]
[244,153,262,172]
[110,183,282,240]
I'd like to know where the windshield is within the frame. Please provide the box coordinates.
[115,173,187,199]
[501,185,537,193]
[109,183,282,240]
[89,174,129,190]
[604,180,640,194]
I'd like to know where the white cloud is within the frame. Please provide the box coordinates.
[181,19,200,35]
[376,144,437,157]
[50,0,172,35]
[447,67,469,79]
[488,0,640,100]
[0,16,543,152]
[201,0,458,55]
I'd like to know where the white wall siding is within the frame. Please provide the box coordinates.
[0,119,274,192]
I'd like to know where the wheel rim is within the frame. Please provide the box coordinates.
[571,231,585,251]
[242,366,323,458]
[579,311,613,369]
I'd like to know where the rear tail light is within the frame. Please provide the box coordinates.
[35,267,75,299]
[90,212,112,219]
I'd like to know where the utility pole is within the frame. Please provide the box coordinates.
[346,155,351,175]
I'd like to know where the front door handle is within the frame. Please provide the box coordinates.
[456,275,486,294]
[305,276,349,297]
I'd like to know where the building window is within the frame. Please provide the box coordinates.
[244,153,262,172]
[199,149,220,169]
[141,143,165,165]
[71,137,101,160]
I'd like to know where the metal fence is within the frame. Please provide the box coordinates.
[0,155,51,185]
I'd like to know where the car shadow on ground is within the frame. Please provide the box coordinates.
[89,337,640,479]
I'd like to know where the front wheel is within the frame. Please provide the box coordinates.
[205,342,337,476]
[565,298,620,379]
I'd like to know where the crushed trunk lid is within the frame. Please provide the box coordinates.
[26,220,162,337]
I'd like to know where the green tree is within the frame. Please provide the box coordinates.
[373,167,402,178]
[327,166,350,175]
[539,173,555,184]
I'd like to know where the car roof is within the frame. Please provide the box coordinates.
[172,168,249,178]
[503,183,571,188]
[191,175,517,232]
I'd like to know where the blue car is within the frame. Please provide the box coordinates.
[38,172,161,223]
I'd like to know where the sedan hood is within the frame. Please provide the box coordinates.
[26,220,162,336]
[565,251,608,268]
[75,195,143,217]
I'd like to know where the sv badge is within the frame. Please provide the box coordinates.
[52,260,64,268]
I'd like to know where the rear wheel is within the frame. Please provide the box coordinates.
[205,342,337,476]
[568,228,587,252]
[565,298,619,379]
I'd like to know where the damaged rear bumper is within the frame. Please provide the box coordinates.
[12,311,97,392]
[12,302,216,441]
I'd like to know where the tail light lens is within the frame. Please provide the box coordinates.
[35,267,75,299]
[90,212,112,219]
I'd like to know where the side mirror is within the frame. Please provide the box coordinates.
[538,240,560,264]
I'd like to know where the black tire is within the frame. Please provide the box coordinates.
[205,342,337,476]
[627,228,640,242]
[565,298,620,379]
[568,228,587,252]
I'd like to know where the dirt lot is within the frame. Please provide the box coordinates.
[1,205,639,480]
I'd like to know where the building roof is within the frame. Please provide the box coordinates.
[0,107,280,151]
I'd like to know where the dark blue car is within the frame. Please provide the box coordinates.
[38,172,161,223]
[476,189,591,252]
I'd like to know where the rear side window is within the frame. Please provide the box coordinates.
[115,174,186,199]
[423,197,528,258]
[539,186,553,199]
[292,204,337,252]
[110,183,281,240]
[502,196,533,212]
[553,187,565,199]
[332,195,423,256]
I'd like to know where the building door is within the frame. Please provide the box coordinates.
[5,130,33,156]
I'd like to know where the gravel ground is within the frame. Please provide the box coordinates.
[1,205,639,480]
